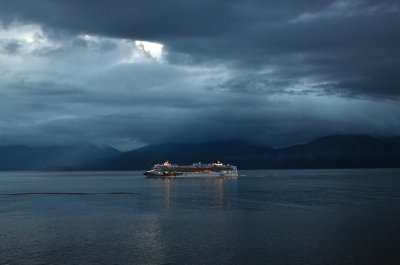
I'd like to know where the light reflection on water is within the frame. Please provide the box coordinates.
[0,169,400,265]
[155,177,236,211]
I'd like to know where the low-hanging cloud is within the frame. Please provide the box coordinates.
[0,0,399,150]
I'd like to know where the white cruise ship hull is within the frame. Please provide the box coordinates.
[146,172,238,179]
[143,161,238,179]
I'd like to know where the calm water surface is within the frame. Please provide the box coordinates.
[1,169,400,265]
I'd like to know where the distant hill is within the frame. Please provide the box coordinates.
[102,139,273,170]
[1,135,400,171]
[0,144,120,170]
[272,135,400,169]
[100,135,400,170]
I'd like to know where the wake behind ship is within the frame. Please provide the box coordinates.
[144,161,238,178]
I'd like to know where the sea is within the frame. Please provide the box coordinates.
[1,169,400,265]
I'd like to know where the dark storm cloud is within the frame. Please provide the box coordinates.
[0,40,21,54]
[0,1,332,37]
[0,0,399,148]
[1,0,399,97]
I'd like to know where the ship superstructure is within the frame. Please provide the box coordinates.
[144,161,238,178]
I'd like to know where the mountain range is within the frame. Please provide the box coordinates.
[1,135,400,171]
[0,144,120,171]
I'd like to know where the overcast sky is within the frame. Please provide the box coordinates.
[0,0,399,150]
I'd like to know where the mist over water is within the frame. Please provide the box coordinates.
[1,169,400,265]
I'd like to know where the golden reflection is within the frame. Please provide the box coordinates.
[214,178,223,209]
[164,178,170,210]
[160,177,235,210]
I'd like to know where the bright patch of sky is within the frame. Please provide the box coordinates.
[135,40,164,60]
[0,23,59,54]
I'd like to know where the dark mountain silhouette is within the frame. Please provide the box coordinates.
[1,135,400,171]
[0,144,120,170]
[99,135,400,170]
[102,139,272,170]
[271,135,400,169]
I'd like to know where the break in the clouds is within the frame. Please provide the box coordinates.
[0,0,399,150]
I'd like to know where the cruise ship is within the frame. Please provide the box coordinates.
[144,161,238,178]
